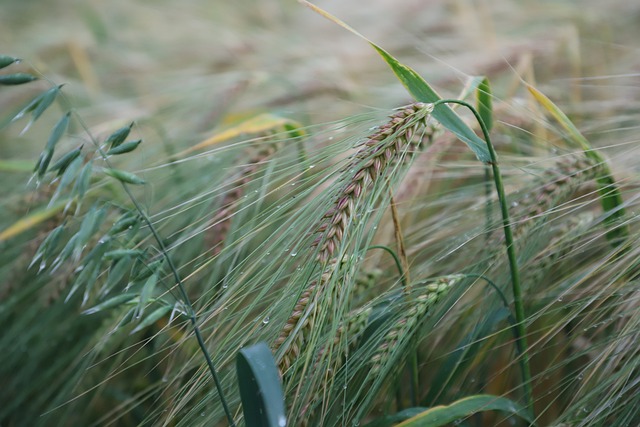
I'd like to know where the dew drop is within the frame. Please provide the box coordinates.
[262,316,270,325]
[201,412,206,417]
[278,415,287,427]
[290,252,297,257]
[511,201,519,207]
[38,261,47,273]
[308,164,315,169]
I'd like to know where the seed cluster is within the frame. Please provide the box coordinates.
[206,141,281,256]
[275,103,434,372]
[370,275,461,373]
[312,103,434,263]
[275,259,338,372]
[510,155,602,238]
[523,211,594,285]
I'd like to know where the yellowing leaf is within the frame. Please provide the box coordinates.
[527,83,627,245]
[178,113,305,157]
[0,198,75,242]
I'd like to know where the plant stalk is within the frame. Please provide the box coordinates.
[68,107,237,427]
[434,100,534,416]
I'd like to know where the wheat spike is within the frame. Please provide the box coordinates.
[274,103,434,373]
[369,275,461,374]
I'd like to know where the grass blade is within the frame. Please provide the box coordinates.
[237,342,286,427]
[178,113,304,157]
[131,304,172,334]
[82,293,138,315]
[476,77,493,132]
[527,83,627,245]
[396,395,534,427]
[299,0,490,163]
[0,198,73,242]
[363,408,428,427]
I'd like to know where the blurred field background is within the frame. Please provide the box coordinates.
[2,1,640,426]
[2,0,639,149]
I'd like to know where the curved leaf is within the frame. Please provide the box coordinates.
[179,113,305,157]
[363,407,427,427]
[396,395,533,427]
[476,77,493,132]
[299,0,490,164]
[82,293,138,315]
[131,304,172,334]
[0,198,73,242]
[237,342,286,427]
[527,83,627,245]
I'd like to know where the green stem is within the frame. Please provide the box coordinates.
[434,99,534,416]
[368,245,406,289]
[64,103,236,426]
[484,166,492,242]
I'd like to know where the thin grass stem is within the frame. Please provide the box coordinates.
[57,91,237,426]
[434,99,534,417]
[367,245,406,289]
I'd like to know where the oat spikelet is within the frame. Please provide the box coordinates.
[274,103,433,372]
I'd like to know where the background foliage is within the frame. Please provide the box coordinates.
[1,1,639,426]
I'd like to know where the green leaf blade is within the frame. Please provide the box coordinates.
[476,77,493,132]
[131,305,172,334]
[237,342,286,427]
[370,46,490,163]
[527,84,628,245]
[396,395,534,427]
[82,293,138,315]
